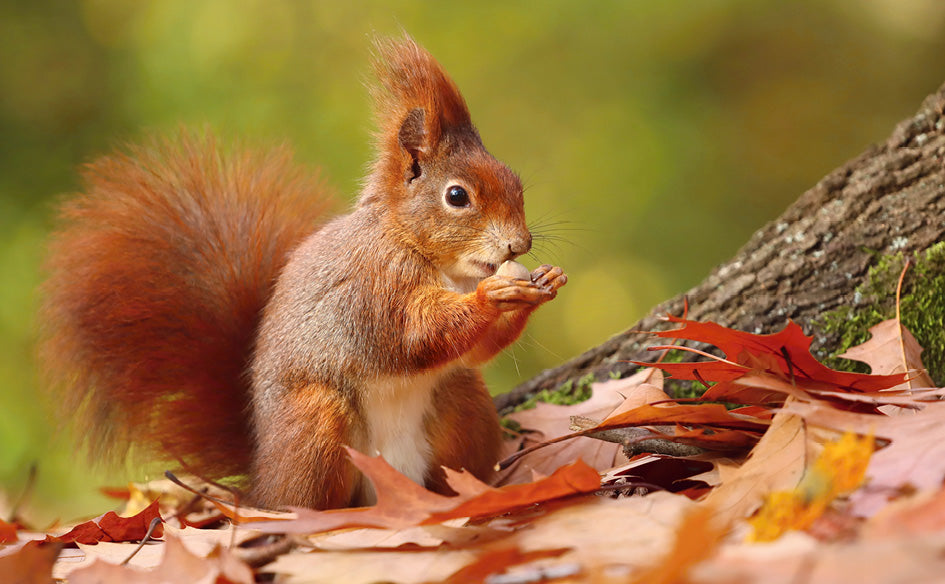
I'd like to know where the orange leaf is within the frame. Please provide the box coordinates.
[630,506,724,584]
[0,518,18,544]
[248,448,600,535]
[0,541,62,584]
[646,316,907,393]
[425,459,601,523]
[597,402,769,433]
[436,547,571,584]
[47,499,163,544]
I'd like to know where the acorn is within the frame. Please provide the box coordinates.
[496,260,531,281]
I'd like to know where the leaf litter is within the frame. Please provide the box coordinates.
[6,302,945,582]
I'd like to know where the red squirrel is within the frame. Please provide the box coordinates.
[39,36,566,510]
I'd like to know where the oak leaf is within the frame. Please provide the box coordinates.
[67,534,252,584]
[700,407,808,527]
[647,316,907,398]
[784,399,945,516]
[837,318,935,390]
[748,431,873,542]
[248,447,600,535]
[497,374,629,485]
[0,541,62,584]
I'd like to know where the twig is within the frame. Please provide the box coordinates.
[120,517,163,566]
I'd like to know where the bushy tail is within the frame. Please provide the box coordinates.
[39,131,332,480]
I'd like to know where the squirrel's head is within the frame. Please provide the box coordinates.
[362,35,530,291]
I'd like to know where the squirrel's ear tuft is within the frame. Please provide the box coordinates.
[370,34,472,158]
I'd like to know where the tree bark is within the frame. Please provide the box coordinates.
[496,81,945,413]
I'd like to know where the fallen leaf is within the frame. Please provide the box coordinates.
[512,491,697,579]
[603,454,715,495]
[68,533,252,584]
[700,406,808,527]
[0,541,62,584]
[46,499,163,545]
[783,399,945,516]
[432,546,571,584]
[748,432,873,542]
[425,459,601,523]
[630,506,724,584]
[52,525,259,580]
[693,530,945,584]
[248,448,600,535]
[838,318,935,390]
[498,379,627,484]
[647,316,907,393]
[863,486,945,538]
[597,402,769,433]
[0,517,18,543]
[269,546,476,584]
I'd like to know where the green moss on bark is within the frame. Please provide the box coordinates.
[815,242,945,383]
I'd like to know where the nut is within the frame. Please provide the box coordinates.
[496,260,531,281]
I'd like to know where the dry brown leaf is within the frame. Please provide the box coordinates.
[510,491,697,579]
[0,541,61,584]
[783,399,945,516]
[308,519,503,550]
[497,380,627,485]
[67,534,252,584]
[271,548,476,584]
[699,406,808,527]
[692,530,945,584]
[597,402,769,434]
[731,372,940,411]
[602,454,716,495]
[863,487,945,539]
[425,459,601,524]
[649,317,908,392]
[266,487,697,583]
[837,318,935,389]
[54,526,257,580]
[630,506,725,584]
[597,367,669,416]
[248,449,600,535]
[45,499,163,545]
[0,517,19,544]
[431,546,571,584]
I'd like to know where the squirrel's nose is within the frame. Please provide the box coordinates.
[505,232,532,259]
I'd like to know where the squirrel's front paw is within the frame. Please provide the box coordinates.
[531,264,567,299]
[478,275,551,312]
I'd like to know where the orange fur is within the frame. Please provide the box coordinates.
[251,380,360,508]
[40,132,331,479]
[41,36,566,509]
[425,368,501,494]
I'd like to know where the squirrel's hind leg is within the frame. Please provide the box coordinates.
[424,368,501,493]
[249,382,362,510]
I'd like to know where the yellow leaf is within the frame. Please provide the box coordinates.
[748,431,873,542]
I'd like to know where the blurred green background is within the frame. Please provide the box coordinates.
[2,0,944,522]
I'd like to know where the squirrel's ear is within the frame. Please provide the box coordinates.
[370,35,472,162]
[398,107,427,169]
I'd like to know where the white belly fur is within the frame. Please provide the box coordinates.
[358,368,447,504]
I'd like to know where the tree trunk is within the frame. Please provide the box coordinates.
[496,81,945,413]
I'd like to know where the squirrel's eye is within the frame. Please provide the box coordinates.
[445,185,470,208]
